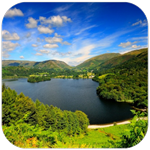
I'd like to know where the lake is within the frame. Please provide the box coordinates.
[2,78,133,124]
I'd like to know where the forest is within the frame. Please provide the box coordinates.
[93,49,148,110]
[2,84,90,147]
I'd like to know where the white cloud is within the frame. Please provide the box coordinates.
[46,15,62,26]
[43,44,58,48]
[39,50,50,54]
[62,41,71,45]
[26,17,38,28]
[2,30,20,40]
[120,45,146,55]
[75,25,97,35]
[2,41,19,51]
[5,8,24,18]
[61,30,135,65]
[45,35,71,45]
[131,45,141,49]
[47,44,96,66]
[132,20,147,27]
[132,20,142,26]
[54,33,61,37]
[35,53,43,56]
[45,37,63,44]
[39,15,72,26]
[39,16,46,22]
[62,16,72,22]
[54,4,73,13]
[38,26,54,34]
[131,36,148,41]
[119,41,140,48]
[2,41,19,58]
[32,44,38,47]
[20,56,24,59]
[2,51,10,58]
[118,41,132,48]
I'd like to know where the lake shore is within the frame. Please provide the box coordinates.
[88,117,148,129]
[88,118,132,129]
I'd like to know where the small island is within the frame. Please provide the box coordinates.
[27,72,51,83]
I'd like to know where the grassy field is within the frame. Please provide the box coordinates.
[3,123,131,148]
[98,74,108,79]
[98,73,115,79]
[53,123,131,148]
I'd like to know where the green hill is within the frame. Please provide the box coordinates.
[98,48,148,71]
[75,53,120,70]
[2,60,71,69]
[2,48,148,71]
[94,48,148,109]
[2,60,36,68]
[34,60,71,69]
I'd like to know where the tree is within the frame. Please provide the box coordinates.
[75,110,89,133]
[2,83,6,92]
[111,111,148,148]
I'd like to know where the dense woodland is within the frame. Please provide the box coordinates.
[93,49,148,110]
[2,85,89,133]
[2,85,91,147]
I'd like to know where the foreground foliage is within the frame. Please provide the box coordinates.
[2,85,148,148]
[110,111,148,148]
[2,85,89,135]
[3,113,147,148]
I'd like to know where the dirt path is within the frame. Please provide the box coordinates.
[88,119,131,129]
[88,117,148,129]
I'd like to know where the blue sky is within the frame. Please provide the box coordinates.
[2,2,148,66]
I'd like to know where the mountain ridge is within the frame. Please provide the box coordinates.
[2,59,71,69]
[2,48,147,70]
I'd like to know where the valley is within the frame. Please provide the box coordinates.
[2,48,148,148]
[2,48,148,109]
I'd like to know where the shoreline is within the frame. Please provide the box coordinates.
[88,117,148,129]
[88,118,132,129]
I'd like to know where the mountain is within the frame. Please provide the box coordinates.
[2,60,36,68]
[2,48,148,70]
[33,60,71,69]
[98,48,148,71]
[75,53,120,70]
[2,60,71,69]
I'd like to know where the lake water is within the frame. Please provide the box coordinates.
[2,78,133,124]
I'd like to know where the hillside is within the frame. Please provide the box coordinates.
[75,53,120,70]
[2,60,71,69]
[34,60,71,69]
[94,48,148,109]
[2,60,36,68]
[98,48,148,71]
